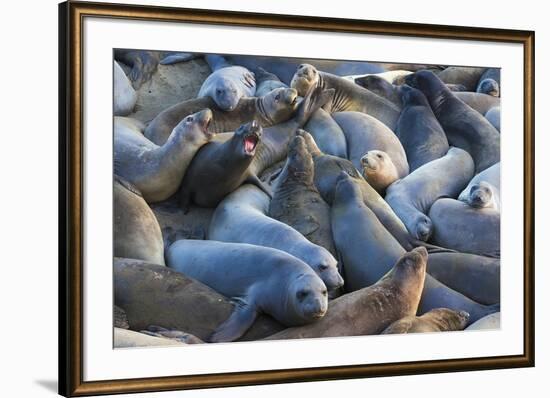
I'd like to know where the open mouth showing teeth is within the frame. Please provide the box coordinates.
[243,134,259,154]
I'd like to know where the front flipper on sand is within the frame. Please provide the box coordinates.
[209,298,259,343]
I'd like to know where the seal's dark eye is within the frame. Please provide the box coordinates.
[185,116,193,122]
[275,94,280,101]
[322,290,327,296]
[319,264,328,271]
[216,89,222,95]
[377,153,382,159]
[296,290,309,300]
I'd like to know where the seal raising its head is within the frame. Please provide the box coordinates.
[360,150,399,194]
[465,181,499,210]
[260,87,299,124]
[291,64,320,96]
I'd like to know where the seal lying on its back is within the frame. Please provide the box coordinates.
[458,162,500,210]
[179,120,269,210]
[427,253,500,305]
[429,198,500,257]
[265,247,427,340]
[385,147,475,241]
[327,174,498,323]
[114,110,214,203]
[405,70,500,173]
[395,85,449,172]
[299,131,414,250]
[114,61,137,116]
[208,184,343,292]
[198,55,256,111]
[382,308,470,334]
[270,135,337,257]
[167,240,328,342]
[291,64,401,129]
[332,111,409,179]
[144,87,298,145]
[113,176,164,265]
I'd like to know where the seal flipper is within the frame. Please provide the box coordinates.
[160,52,198,65]
[246,174,273,199]
[209,298,258,343]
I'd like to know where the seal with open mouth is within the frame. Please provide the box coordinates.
[114,109,215,203]
[179,119,272,210]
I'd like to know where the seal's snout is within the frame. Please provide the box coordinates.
[285,88,299,106]
[242,120,262,156]
[195,108,214,137]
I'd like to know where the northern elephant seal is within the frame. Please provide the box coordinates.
[485,107,501,132]
[381,308,470,334]
[114,257,284,341]
[208,184,343,291]
[454,92,500,115]
[395,85,449,172]
[436,66,487,91]
[345,70,412,84]
[354,75,402,107]
[114,110,214,203]
[265,247,427,340]
[405,70,500,173]
[254,66,288,96]
[332,111,409,179]
[114,328,185,348]
[461,181,500,211]
[113,176,164,265]
[270,135,337,257]
[144,87,298,145]
[459,162,500,199]
[429,198,500,257]
[114,61,137,116]
[385,147,475,241]
[179,120,271,210]
[427,252,500,305]
[114,49,164,89]
[359,150,400,194]
[166,240,328,342]
[466,312,500,330]
[291,64,401,129]
[476,68,500,97]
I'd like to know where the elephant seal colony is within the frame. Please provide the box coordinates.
[112,51,501,347]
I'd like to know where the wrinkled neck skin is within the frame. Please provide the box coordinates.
[255,96,276,125]
[423,82,449,116]
[319,72,353,112]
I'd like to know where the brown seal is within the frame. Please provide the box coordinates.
[382,308,470,334]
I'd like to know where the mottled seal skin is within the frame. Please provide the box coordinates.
[270,135,337,257]
[332,111,409,178]
[265,247,428,340]
[485,107,501,132]
[435,66,487,91]
[179,120,270,210]
[209,184,343,291]
[114,61,137,116]
[385,147,475,241]
[114,328,186,348]
[427,252,500,305]
[114,110,214,203]
[382,308,470,334]
[145,87,298,145]
[395,85,449,172]
[360,150,400,194]
[114,49,176,89]
[476,68,500,97]
[455,92,501,115]
[465,312,500,330]
[331,173,411,291]
[198,61,256,111]
[113,176,165,265]
[405,70,500,173]
[299,131,414,250]
[291,64,401,130]
[458,162,500,209]
[114,257,284,342]
[166,240,329,342]
[429,198,500,257]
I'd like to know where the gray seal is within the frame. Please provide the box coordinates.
[114,49,163,89]
[144,87,298,145]
[458,162,500,210]
[270,135,337,257]
[114,110,214,203]
[254,66,288,97]
[114,61,137,116]
[113,176,164,265]
[435,66,487,91]
[291,64,401,129]
[427,253,500,305]
[429,198,500,257]
[208,183,343,291]
[455,92,501,115]
[198,59,256,111]
[381,308,470,334]
[332,111,409,179]
[265,247,428,340]
[395,85,449,172]
[179,120,271,210]
[485,106,501,132]
[405,70,500,173]
[385,147,475,241]
[166,240,328,342]
[476,68,500,97]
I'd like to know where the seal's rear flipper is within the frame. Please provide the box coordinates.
[160,52,199,65]
[246,174,273,199]
[209,299,258,343]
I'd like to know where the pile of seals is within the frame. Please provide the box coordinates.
[113,50,501,348]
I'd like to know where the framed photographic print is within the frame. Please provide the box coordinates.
[59,1,534,396]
